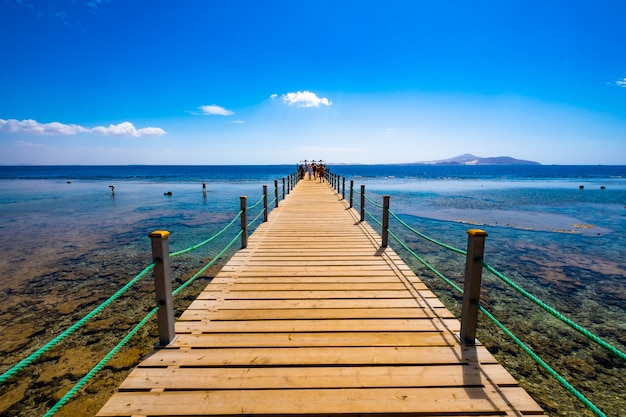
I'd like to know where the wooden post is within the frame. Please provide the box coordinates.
[342,177,346,200]
[149,230,175,346]
[349,180,354,208]
[286,175,290,194]
[460,229,488,345]
[360,185,365,222]
[240,196,248,249]
[263,185,268,222]
[381,195,390,247]
[282,178,286,200]
[274,179,279,208]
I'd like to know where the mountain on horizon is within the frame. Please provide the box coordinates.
[411,153,541,165]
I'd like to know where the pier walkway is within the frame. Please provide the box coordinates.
[97,178,545,416]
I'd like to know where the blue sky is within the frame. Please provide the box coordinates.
[1,1,625,165]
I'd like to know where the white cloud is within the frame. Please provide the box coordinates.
[0,118,166,137]
[91,122,166,137]
[617,78,626,87]
[199,105,234,116]
[0,118,88,135]
[281,91,332,108]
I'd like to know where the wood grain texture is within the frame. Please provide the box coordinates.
[97,178,544,416]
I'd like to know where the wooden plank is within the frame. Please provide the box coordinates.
[138,345,499,367]
[211,275,419,283]
[97,387,537,416]
[170,331,458,348]
[174,318,460,333]
[196,290,425,300]
[178,307,455,320]
[185,298,443,310]
[205,282,428,291]
[119,364,517,390]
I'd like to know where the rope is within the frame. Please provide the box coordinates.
[43,305,159,417]
[247,206,266,227]
[0,208,246,385]
[174,231,242,296]
[170,210,242,257]
[0,262,155,385]
[388,211,625,362]
[45,231,244,416]
[388,228,606,416]
[479,306,607,417]
[389,210,466,255]
[387,229,463,293]
[386,224,608,416]
[482,261,626,362]
[363,207,382,227]
[247,194,265,210]
[363,192,383,208]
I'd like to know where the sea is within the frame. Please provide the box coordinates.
[0,164,625,416]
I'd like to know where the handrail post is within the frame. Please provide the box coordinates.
[263,185,268,222]
[282,178,286,200]
[149,230,175,346]
[460,229,488,345]
[274,180,279,208]
[349,180,354,208]
[240,196,248,249]
[287,176,290,194]
[360,185,365,222]
[342,177,346,200]
[382,195,390,247]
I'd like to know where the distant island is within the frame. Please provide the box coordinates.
[409,153,541,166]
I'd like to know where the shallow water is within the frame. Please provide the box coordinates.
[1,164,625,416]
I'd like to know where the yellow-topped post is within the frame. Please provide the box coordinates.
[149,230,175,346]
[460,229,488,345]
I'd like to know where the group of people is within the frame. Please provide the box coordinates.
[298,161,326,182]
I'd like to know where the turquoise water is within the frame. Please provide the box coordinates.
[0,164,625,415]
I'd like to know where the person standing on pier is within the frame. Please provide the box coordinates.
[317,164,325,182]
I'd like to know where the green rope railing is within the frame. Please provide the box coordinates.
[0,206,250,386]
[44,232,244,416]
[363,192,383,208]
[389,209,466,255]
[388,207,626,362]
[386,227,607,417]
[362,206,382,227]
[170,210,242,257]
[2,179,289,414]
[0,262,155,385]
[247,194,265,210]
[387,229,462,293]
[482,260,626,362]
[173,231,243,296]
[248,205,266,227]
[479,305,607,417]
[42,305,158,417]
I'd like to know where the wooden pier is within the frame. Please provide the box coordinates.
[97,178,545,416]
